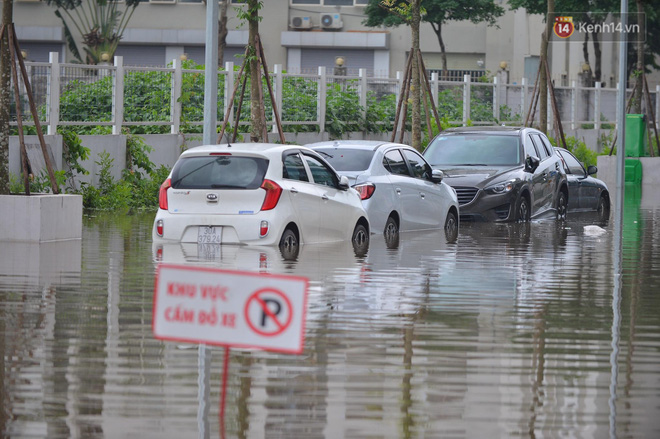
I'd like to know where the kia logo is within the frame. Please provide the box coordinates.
[206,193,218,202]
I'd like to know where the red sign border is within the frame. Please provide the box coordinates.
[152,263,309,354]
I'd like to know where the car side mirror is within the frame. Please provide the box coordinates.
[431,169,444,184]
[525,156,540,173]
[338,175,350,190]
[587,165,597,175]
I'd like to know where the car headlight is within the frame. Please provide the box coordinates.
[484,179,518,194]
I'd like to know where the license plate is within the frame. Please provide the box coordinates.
[198,226,222,244]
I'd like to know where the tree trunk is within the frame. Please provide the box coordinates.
[218,0,228,67]
[0,0,13,194]
[592,31,601,84]
[410,0,421,151]
[248,0,265,142]
[632,0,644,114]
[430,22,448,80]
[539,0,554,135]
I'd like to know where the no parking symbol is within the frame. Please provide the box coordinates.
[245,288,293,336]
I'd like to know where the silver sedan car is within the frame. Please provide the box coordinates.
[307,140,459,242]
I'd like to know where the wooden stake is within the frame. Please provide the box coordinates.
[544,58,566,149]
[258,37,285,144]
[391,50,413,142]
[643,75,660,157]
[399,57,413,144]
[524,62,542,127]
[217,50,248,144]
[10,24,59,194]
[6,25,30,194]
[417,51,442,134]
[232,74,248,143]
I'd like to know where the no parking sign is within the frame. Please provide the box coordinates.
[152,264,309,354]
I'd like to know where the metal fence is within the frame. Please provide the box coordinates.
[9,53,660,135]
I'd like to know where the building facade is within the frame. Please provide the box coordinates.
[8,0,658,87]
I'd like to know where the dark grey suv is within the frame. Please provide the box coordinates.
[423,127,569,222]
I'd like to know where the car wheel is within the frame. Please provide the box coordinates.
[556,190,567,221]
[278,228,299,260]
[352,223,369,257]
[597,194,610,221]
[384,216,399,249]
[384,216,398,238]
[515,195,530,222]
[444,210,458,243]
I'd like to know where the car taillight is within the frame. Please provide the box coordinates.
[260,179,282,211]
[354,183,376,200]
[159,178,171,210]
[259,220,269,237]
[156,219,164,237]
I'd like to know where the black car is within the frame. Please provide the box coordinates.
[555,147,610,221]
[423,126,569,222]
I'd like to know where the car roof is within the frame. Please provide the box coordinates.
[439,126,529,135]
[306,140,411,151]
[179,143,312,158]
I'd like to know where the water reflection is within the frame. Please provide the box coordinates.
[1,206,660,438]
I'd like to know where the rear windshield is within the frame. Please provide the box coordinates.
[424,135,522,167]
[171,155,268,189]
[314,148,375,171]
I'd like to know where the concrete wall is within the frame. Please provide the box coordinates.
[8,132,650,188]
[0,194,83,242]
[596,156,660,208]
[9,135,62,178]
[78,135,127,186]
[597,156,660,188]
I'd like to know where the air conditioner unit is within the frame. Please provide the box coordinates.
[291,16,312,30]
[320,13,343,30]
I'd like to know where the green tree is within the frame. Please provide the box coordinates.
[363,0,504,79]
[43,0,141,64]
[370,0,424,149]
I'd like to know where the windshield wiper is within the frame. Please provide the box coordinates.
[172,160,217,187]
[316,151,333,159]
[451,163,489,166]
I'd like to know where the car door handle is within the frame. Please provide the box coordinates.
[420,192,425,199]
[290,187,298,194]
[321,194,329,201]
[395,188,402,195]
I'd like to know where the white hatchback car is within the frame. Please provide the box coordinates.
[153,143,370,251]
[307,140,459,242]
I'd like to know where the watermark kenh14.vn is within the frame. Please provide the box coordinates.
[549,13,645,43]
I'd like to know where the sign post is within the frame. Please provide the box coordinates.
[152,263,309,436]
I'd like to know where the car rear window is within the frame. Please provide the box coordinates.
[313,148,374,171]
[170,155,268,189]
[424,135,521,167]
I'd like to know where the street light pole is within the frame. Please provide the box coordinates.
[203,0,219,145]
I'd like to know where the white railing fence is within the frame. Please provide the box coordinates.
[10,53,660,136]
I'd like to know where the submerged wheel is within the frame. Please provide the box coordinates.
[352,223,369,257]
[444,210,458,243]
[515,195,531,222]
[556,190,568,221]
[384,216,399,239]
[278,228,299,260]
[597,194,610,222]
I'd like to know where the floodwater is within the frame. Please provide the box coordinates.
[1,186,659,438]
